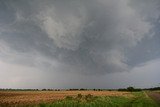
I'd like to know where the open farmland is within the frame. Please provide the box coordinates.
[0,90,159,107]
[0,90,132,106]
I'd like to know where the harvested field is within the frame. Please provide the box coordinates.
[0,91,132,106]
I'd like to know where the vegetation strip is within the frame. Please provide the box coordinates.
[38,92,159,107]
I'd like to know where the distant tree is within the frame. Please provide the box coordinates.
[42,89,46,91]
[118,87,142,92]
[80,88,86,91]
[127,87,134,92]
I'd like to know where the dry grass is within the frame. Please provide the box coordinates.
[0,90,132,106]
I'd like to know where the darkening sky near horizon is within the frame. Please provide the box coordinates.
[0,0,160,89]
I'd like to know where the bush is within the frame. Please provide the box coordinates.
[65,96,73,100]
[85,94,94,102]
[77,94,82,99]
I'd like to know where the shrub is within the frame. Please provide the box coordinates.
[85,94,94,102]
[65,96,73,100]
[77,94,82,99]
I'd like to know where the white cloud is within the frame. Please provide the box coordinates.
[38,6,87,50]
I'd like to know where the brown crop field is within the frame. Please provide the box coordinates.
[0,90,132,106]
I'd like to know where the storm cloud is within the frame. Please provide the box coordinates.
[0,0,160,88]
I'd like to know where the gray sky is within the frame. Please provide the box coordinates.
[0,0,160,89]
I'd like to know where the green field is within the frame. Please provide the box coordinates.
[37,92,159,107]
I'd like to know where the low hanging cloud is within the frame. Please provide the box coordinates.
[0,0,160,75]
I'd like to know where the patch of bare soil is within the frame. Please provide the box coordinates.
[147,91,160,104]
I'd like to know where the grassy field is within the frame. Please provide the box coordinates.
[0,91,159,107]
[38,92,159,107]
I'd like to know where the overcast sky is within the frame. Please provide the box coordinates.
[0,0,160,89]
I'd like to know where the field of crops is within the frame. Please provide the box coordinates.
[38,92,159,107]
[0,90,159,107]
[0,91,131,106]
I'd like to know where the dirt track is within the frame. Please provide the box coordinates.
[147,91,160,104]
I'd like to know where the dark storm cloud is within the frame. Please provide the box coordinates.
[0,0,160,76]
